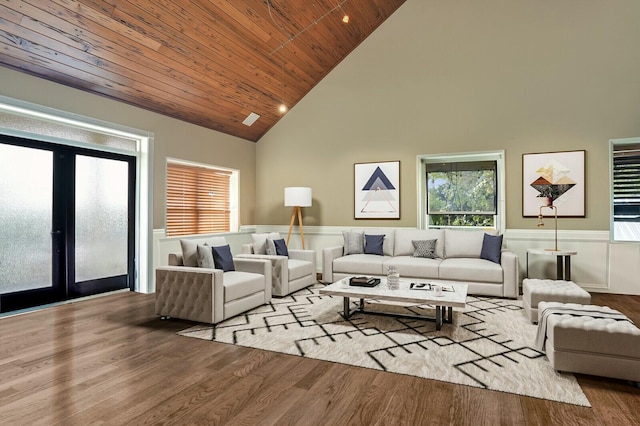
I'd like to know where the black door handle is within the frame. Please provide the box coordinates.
[51,230,62,253]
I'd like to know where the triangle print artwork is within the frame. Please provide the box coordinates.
[355,161,400,219]
[361,166,397,214]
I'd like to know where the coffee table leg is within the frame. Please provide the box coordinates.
[447,307,453,323]
[342,296,351,320]
[436,306,443,330]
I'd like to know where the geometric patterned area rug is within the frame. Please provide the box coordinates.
[179,283,590,407]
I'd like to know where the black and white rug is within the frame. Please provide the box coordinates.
[178,284,590,407]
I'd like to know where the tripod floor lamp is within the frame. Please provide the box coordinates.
[285,187,312,249]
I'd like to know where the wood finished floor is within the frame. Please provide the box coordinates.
[1,292,640,425]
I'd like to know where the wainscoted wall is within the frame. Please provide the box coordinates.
[152,227,639,296]
[504,229,610,292]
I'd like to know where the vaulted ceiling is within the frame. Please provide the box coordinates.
[0,0,406,142]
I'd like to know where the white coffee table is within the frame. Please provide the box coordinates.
[319,277,468,330]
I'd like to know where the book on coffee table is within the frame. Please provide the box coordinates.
[409,283,455,292]
[349,276,380,287]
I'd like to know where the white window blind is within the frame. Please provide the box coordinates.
[613,148,640,214]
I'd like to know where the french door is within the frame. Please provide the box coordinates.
[0,134,135,312]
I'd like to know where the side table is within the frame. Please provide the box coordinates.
[526,249,577,281]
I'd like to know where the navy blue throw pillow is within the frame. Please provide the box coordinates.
[212,244,235,272]
[480,233,503,264]
[364,234,385,256]
[273,238,289,257]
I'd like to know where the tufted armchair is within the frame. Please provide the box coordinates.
[237,233,317,297]
[155,253,272,325]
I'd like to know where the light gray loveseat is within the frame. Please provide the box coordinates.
[322,228,519,298]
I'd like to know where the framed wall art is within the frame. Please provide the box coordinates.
[522,150,585,217]
[354,160,400,219]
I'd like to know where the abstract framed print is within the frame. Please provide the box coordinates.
[522,150,585,217]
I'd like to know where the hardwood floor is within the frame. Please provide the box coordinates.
[1,292,639,425]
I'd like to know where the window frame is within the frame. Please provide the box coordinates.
[165,158,239,237]
[417,151,505,232]
[610,137,640,243]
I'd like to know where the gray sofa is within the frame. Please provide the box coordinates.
[322,228,519,298]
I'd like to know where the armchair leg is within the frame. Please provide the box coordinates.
[210,324,217,341]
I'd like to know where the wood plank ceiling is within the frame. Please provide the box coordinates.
[0,0,406,142]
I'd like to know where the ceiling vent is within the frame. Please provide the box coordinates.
[242,112,260,126]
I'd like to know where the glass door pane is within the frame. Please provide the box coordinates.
[75,155,129,284]
[0,143,53,294]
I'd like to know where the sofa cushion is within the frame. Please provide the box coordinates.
[444,229,497,258]
[180,239,199,267]
[223,271,265,302]
[212,245,235,272]
[358,228,395,256]
[266,238,277,255]
[480,233,503,264]
[394,229,444,258]
[252,232,280,255]
[343,231,364,255]
[412,239,438,259]
[364,234,385,255]
[333,254,387,276]
[288,258,314,281]
[384,256,441,279]
[439,258,503,283]
[274,239,289,256]
[196,244,216,269]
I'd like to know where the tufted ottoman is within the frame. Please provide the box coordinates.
[538,301,640,384]
[523,278,591,323]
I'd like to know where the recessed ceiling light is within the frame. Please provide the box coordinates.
[242,112,260,126]
[342,15,349,23]
[278,104,288,113]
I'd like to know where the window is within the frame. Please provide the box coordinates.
[611,138,640,242]
[426,160,497,227]
[166,160,238,237]
[418,151,505,231]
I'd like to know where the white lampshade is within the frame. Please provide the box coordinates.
[284,187,312,207]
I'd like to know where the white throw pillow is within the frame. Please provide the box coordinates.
[266,238,277,255]
[343,231,364,255]
[179,239,199,267]
[196,244,215,268]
